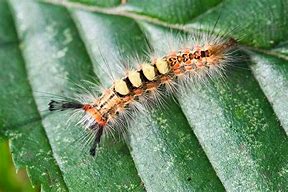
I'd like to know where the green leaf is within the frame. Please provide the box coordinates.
[1,0,288,191]
[68,0,121,7]
[0,0,67,191]
[123,0,222,24]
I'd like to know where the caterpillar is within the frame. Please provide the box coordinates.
[49,34,238,156]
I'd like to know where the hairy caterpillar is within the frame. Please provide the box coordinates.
[49,33,238,156]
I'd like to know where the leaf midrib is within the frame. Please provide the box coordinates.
[41,0,288,61]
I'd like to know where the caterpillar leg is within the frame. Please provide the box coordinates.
[89,126,104,156]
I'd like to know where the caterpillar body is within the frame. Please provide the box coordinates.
[49,35,237,156]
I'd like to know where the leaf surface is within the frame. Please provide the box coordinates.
[1,0,288,191]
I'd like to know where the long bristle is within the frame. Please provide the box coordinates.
[48,100,83,111]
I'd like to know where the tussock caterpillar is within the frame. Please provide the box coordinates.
[48,28,238,156]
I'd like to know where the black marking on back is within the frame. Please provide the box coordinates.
[99,93,115,109]
[123,77,134,90]
[139,69,149,83]
[113,88,126,97]
[153,63,161,76]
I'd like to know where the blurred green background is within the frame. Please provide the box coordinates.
[0,140,37,192]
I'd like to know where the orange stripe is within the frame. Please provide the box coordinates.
[86,108,107,126]
[196,62,204,67]
[147,82,157,90]
[185,60,192,64]
[185,65,193,71]
[172,63,180,70]
[160,76,170,82]
[123,95,133,102]
[133,88,143,96]
[82,104,92,111]
[173,69,182,75]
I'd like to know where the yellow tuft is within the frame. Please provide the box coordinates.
[114,79,129,95]
[128,70,142,87]
[142,63,155,81]
[155,58,169,74]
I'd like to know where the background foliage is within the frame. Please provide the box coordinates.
[0,0,288,191]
